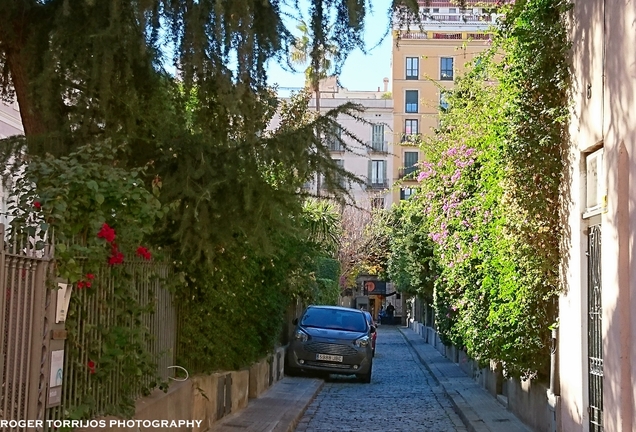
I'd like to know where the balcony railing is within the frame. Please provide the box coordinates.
[398,166,418,180]
[401,133,421,144]
[398,31,428,40]
[328,142,345,152]
[422,13,496,24]
[367,141,389,153]
[367,179,389,189]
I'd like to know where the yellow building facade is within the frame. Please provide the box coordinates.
[391,4,497,203]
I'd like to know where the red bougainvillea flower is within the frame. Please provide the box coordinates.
[86,281,92,288]
[97,223,116,243]
[87,360,96,374]
[86,273,95,280]
[136,246,151,260]
[33,201,42,210]
[77,281,86,289]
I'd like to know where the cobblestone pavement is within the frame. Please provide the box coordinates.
[295,326,467,432]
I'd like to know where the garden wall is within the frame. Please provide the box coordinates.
[410,322,555,432]
[77,346,286,432]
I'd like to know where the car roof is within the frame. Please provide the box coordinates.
[306,305,365,315]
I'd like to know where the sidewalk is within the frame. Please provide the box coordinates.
[209,377,323,432]
[399,327,532,432]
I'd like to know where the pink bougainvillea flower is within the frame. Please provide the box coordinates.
[135,246,151,260]
[97,223,116,243]
[33,201,42,210]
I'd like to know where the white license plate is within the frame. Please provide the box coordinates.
[316,353,343,362]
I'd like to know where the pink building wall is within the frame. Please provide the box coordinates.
[561,1,636,431]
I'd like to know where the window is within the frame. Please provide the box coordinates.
[405,90,418,113]
[440,91,449,110]
[432,8,439,13]
[371,124,385,152]
[368,160,387,187]
[449,8,457,13]
[404,119,419,135]
[585,148,606,215]
[440,57,454,80]
[371,198,385,210]
[400,188,416,200]
[403,151,419,177]
[335,159,346,188]
[327,125,343,151]
[406,57,419,80]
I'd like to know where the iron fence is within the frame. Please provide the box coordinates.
[0,222,176,431]
[0,224,53,431]
[44,259,175,427]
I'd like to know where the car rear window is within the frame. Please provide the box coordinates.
[301,308,367,332]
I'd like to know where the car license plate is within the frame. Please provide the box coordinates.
[316,353,343,362]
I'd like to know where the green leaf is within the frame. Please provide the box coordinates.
[95,194,105,205]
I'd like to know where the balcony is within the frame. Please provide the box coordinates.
[328,141,345,152]
[367,141,389,154]
[367,179,389,190]
[423,13,496,25]
[398,166,418,180]
[401,133,421,144]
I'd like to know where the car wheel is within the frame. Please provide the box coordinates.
[357,364,372,383]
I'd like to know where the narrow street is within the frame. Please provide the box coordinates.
[295,326,467,432]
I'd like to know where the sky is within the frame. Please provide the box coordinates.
[266,1,393,96]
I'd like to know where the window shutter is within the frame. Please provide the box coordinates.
[382,161,387,184]
[368,160,372,184]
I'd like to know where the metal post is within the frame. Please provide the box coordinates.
[0,223,6,406]
[550,327,560,395]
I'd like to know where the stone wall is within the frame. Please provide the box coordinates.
[78,346,287,432]
[410,322,552,432]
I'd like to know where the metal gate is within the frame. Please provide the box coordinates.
[587,224,603,431]
[0,224,53,431]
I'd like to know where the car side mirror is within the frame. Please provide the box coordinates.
[370,326,376,334]
[292,318,298,325]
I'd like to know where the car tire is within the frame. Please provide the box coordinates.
[357,364,372,383]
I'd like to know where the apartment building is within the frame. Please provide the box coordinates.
[0,100,23,225]
[294,77,395,210]
[558,1,636,431]
[391,1,498,203]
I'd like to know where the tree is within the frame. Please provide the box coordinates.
[1,0,410,258]
[290,19,338,112]
[290,19,339,194]
[337,206,372,288]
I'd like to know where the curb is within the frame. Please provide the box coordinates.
[209,376,324,432]
[398,326,490,432]
[280,378,325,432]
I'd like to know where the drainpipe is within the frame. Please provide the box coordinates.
[547,326,560,432]
[550,327,560,395]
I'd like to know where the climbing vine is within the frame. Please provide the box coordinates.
[8,142,164,418]
[388,0,571,378]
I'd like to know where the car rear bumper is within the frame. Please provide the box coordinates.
[287,341,372,375]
